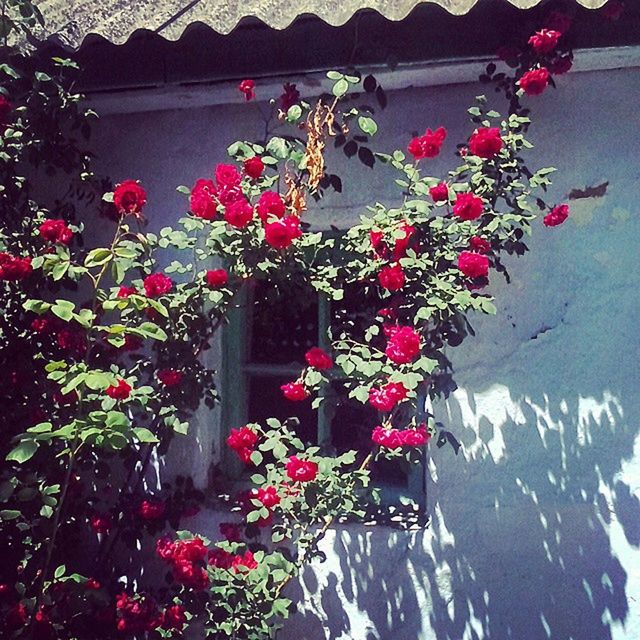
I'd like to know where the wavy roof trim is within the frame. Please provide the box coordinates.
[35,0,607,49]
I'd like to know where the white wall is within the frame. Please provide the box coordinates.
[90,65,640,640]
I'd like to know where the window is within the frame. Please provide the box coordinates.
[221,279,426,505]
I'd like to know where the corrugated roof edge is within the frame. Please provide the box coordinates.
[31,0,608,52]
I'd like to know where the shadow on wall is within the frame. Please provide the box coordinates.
[282,380,639,640]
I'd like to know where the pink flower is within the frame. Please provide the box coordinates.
[106,379,132,400]
[113,180,147,216]
[224,198,254,228]
[157,369,183,387]
[378,263,405,291]
[543,204,569,227]
[453,193,484,221]
[190,178,218,220]
[528,29,561,55]
[143,272,172,297]
[205,269,228,288]
[468,127,503,159]
[39,219,73,244]
[244,156,265,179]
[305,347,333,370]
[458,251,489,279]
[385,326,421,365]
[518,68,550,96]
[368,381,408,412]
[407,127,447,160]
[429,182,449,202]
[238,79,256,101]
[281,381,309,401]
[285,456,318,482]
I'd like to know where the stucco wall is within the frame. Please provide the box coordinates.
[90,66,640,639]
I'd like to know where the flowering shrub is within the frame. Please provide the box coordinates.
[0,1,589,639]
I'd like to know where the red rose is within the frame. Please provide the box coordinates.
[157,369,183,387]
[372,425,430,449]
[190,178,218,220]
[453,193,484,221]
[264,215,302,249]
[227,426,258,463]
[162,605,186,631]
[305,347,333,370]
[256,191,286,223]
[39,219,73,244]
[385,326,421,365]
[113,180,146,216]
[601,0,624,21]
[0,253,32,281]
[117,285,137,298]
[138,498,165,520]
[429,182,449,202]
[255,486,280,509]
[106,379,132,400]
[458,251,489,278]
[86,578,101,590]
[0,94,13,126]
[469,237,491,253]
[370,229,384,255]
[280,82,301,112]
[238,79,256,101]
[285,456,318,482]
[31,317,51,334]
[143,272,172,297]
[518,68,550,96]
[545,11,572,34]
[543,204,569,227]
[232,550,258,572]
[215,164,242,188]
[378,263,405,291]
[368,381,408,412]
[528,29,561,55]
[392,222,415,260]
[281,381,308,401]
[90,513,112,534]
[205,269,228,288]
[224,198,254,228]
[407,126,447,160]
[551,56,572,75]
[243,156,264,179]
[468,127,503,159]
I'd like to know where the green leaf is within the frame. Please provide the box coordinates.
[7,440,38,464]
[358,116,378,137]
[332,78,349,98]
[54,565,66,579]
[51,300,75,322]
[85,248,112,268]
[23,299,51,314]
[0,510,21,521]
[133,427,159,443]
[326,71,344,80]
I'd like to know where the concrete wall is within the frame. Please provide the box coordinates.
[90,66,640,639]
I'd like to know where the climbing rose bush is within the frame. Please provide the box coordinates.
[0,2,585,639]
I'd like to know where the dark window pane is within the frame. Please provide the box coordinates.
[246,374,317,444]
[249,280,319,365]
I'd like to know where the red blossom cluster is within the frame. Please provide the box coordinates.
[370,221,415,261]
[458,251,490,279]
[208,548,258,572]
[543,204,569,227]
[138,498,166,521]
[156,536,209,589]
[371,424,430,449]
[285,456,318,482]
[143,272,172,297]
[407,126,447,160]
[105,379,132,400]
[468,127,503,159]
[205,268,228,288]
[280,381,308,401]
[378,263,405,291]
[429,182,449,202]
[157,368,183,387]
[0,252,32,281]
[453,192,484,221]
[238,79,256,101]
[113,180,147,217]
[115,593,163,633]
[368,381,408,412]
[384,325,421,365]
[227,426,259,463]
[304,347,333,370]
[39,219,73,245]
